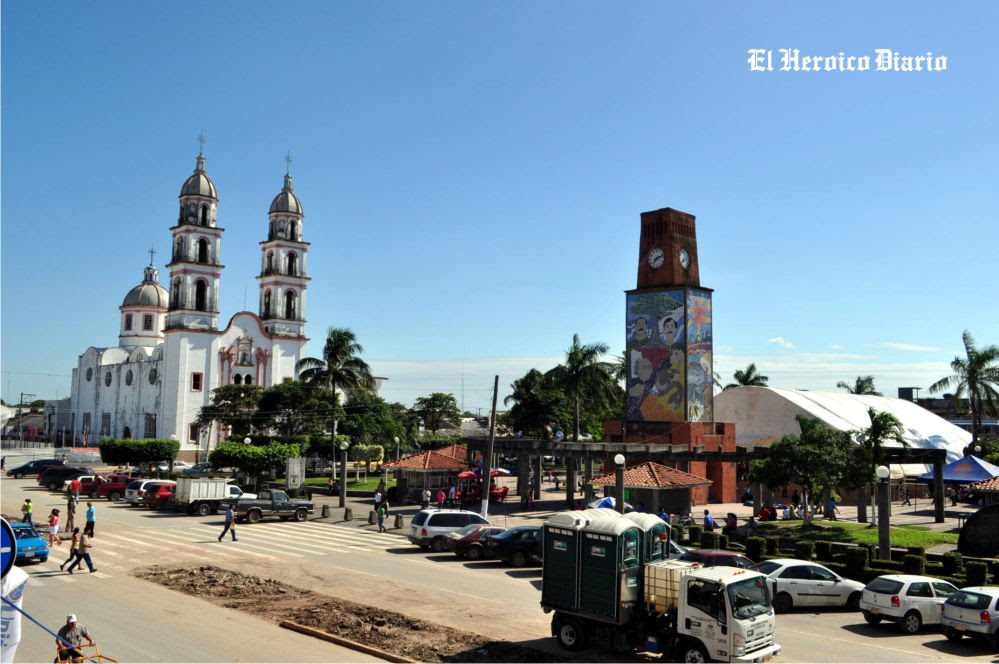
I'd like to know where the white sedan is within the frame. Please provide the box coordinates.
[753,558,866,613]
[859,574,958,633]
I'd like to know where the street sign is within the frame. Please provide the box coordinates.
[1,517,16,579]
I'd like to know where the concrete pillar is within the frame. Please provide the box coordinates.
[933,457,945,523]
[566,457,576,504]
[343,507,353,521]
[857,485,868,523]
[584,457,594,504]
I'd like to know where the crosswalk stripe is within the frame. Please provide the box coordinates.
[173,527,326,556]
[103,529,283,561]
[231,524,383,549]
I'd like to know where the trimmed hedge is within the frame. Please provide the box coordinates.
[794,541,815,561]
[688,525,703,545]
[815,541,832,561]
[906,546,926,559]
[746,537,766,562]
[671,525,683,544]
[903,554,926,575]
[701,531,721,549]
[966,561,989,586]
[846,546,870,579]
[718,534,729,550]
[764,537,780,556]
[942,551,964,575]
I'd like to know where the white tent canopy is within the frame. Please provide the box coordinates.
[715,387,971,476]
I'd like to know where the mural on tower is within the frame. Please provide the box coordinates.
[685,290,713,422]
[626,289,686,422]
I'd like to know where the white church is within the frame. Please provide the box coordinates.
[64,152,311,460]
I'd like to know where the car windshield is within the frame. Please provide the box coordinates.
[866,577,904,594]
[947,591,992,609]
[493,527,529,540]
[752,562,782,575]
[13,524,37,538]
[727,576,772,619]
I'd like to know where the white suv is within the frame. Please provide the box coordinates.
[860,574,958,633]
[408,509,491,552]
[941,586,999,650]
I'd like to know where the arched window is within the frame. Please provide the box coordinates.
[201,204,208,225]
[289,221,297,240]
[123,426,132,439]
[286,252,297,276]
[244,373,254,385]
[178,205,184,225]
[233,374,242,385]
[195,279,208,311]
[266,251,274,274]
[284,290,297,319]
[263,290,272,318]
[197,238,209,263]
[175,237,184,262]
[171,278,182,308]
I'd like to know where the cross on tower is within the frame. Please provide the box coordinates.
[285,151,293,176]
[148,246,156,266]
[198,131,207,156]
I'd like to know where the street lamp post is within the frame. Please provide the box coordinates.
[876,465,891,561]
[339,440,349,508]
[394,436,400,462]
[614,453,626,515]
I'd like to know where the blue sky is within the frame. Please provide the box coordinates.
[2,2,996,415]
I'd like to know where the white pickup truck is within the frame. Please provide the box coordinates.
[170,477,256,516]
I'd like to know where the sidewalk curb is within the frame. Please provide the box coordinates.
[280,619,417,663]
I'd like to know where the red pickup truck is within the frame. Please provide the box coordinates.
[93,474,139,501]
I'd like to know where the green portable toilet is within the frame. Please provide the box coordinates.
[542,511,596,611]
[578,515,642,623]
[624,512,670,563]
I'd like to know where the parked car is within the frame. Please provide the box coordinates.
[668,539,688,560]
[484,525,544,567]
[165,460,192,472]
[125,478,156,505]
[182,462,215,474]
[6,458,63,479]
[63,475,95,494]
[752,558,865,613]
[859,574,958,633]
[141,481,177,508]
[37,466,92,491]
[408,509,492,551]
[93,473,139,501]
[678,548,755,569]
[941,586,999,650]
[11,521,49,564]
[447,524,506,560]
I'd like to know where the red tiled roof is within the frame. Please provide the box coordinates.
[967,476,999,493]
[435,444,468,461]
[588,461,712,489]
[382,450,469,472]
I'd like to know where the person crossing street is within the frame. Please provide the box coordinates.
[218,504,238,542]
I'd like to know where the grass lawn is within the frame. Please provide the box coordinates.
[765,520,959,548]
[305,475,394,492]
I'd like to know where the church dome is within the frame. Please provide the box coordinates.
[269,174,303,215]
[180,154,218,199]
[123,265,169,307]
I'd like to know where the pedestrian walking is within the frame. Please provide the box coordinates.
[436,488,446,509]
[56,614,95,661]
[218,504,238,542]
[826,497,840,521]
[421,488,431,509]
[84,502,96,537]
[327,476,335,495]
[47,509,62,546]
[447,484,457,507]
[20,498,33,524]
[0,456,5,471]
[902,489,912,506]
[374,489,383,510]
[703,508,716,531]
[69,477,82,504]
[376,503,387,532]
[60,528,81,571]
[65,498,76,533]
[66,531,96,573]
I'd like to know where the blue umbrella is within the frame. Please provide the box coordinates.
[588,496,633,510]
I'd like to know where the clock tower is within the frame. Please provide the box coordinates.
[637,207,700,289]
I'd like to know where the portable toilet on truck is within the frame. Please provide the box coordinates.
[623,512,671,564]
[542,511,597,612]
[578,515,642,623]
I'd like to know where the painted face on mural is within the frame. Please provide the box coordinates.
[632,317,650,342]
[635,355,654,382]
[661,317,679,345]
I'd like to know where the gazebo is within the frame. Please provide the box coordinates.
[588,461,712,516]
[916,455,999,486]
[381,447,470,504]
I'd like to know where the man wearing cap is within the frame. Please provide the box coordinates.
[56,614,94,661]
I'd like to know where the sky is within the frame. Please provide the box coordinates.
[2,2,997,417]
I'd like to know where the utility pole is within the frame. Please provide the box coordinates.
[479,375,500,519]
[17,392,35,446]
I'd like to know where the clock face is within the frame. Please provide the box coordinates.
[679,248,691,270]
[647,248,665,269]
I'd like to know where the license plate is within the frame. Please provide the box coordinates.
[870,607,879,615]
[23,552,34,558]
[955,624,965,631]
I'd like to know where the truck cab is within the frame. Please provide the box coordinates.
[236,488,313,523]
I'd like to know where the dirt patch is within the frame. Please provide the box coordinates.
[135,565,588,662]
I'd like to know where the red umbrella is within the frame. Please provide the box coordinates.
[457,470,478,479]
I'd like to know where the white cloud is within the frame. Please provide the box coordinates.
[829,344,845,350]
[768,337,794,349]
[871,342,939,352]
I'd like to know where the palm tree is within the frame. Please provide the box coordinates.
[855,407,907,523]
[296,327,374,436]
[725,363,769,390]
[546,334,617,441]
[929,330,999,445]
[837,375,882,396]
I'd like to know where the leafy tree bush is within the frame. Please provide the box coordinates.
[671,525,683,543]
[794,542,815,561]
[903,554,926,575]
[965,561,989,585]
[941,551,964,575]
[700,531,721,549]
[209,440,303,488]
[687,525,703,545]
[906,546,926,559]
[746,537,766,561]
[846,546,870,579]
[718,534,729,550]
[764,536,780,556]
[99,438,180,468]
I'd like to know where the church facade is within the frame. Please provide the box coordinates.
[67,153,311,459]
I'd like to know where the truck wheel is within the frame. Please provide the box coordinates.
[553,615,587,651]
[899,611,922,634]
[109,491,121,501]
[431,536,447,552]
[773,592,793,613]
[510,550,528,567]
[680,639,709,663]
[863,611,882,625]
[196,503,211,517]
[944,627,962,642]
[294,508,308,522]
[247,510,262,524]
[466,545,483,561]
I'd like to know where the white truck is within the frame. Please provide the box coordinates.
[171,477,255,516]
[542,510,781,662]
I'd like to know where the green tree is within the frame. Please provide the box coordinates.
[197,384,262,437]
[503,369,567,437]
[339,392,407,456]
[413,393,461,434]
[725,363,769,390]
[546,334,617,441]
[929,330,999,446]
[209,440,303,489]
[837,375,882,396]
[254,381,334,437]
[296,327,375,437]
